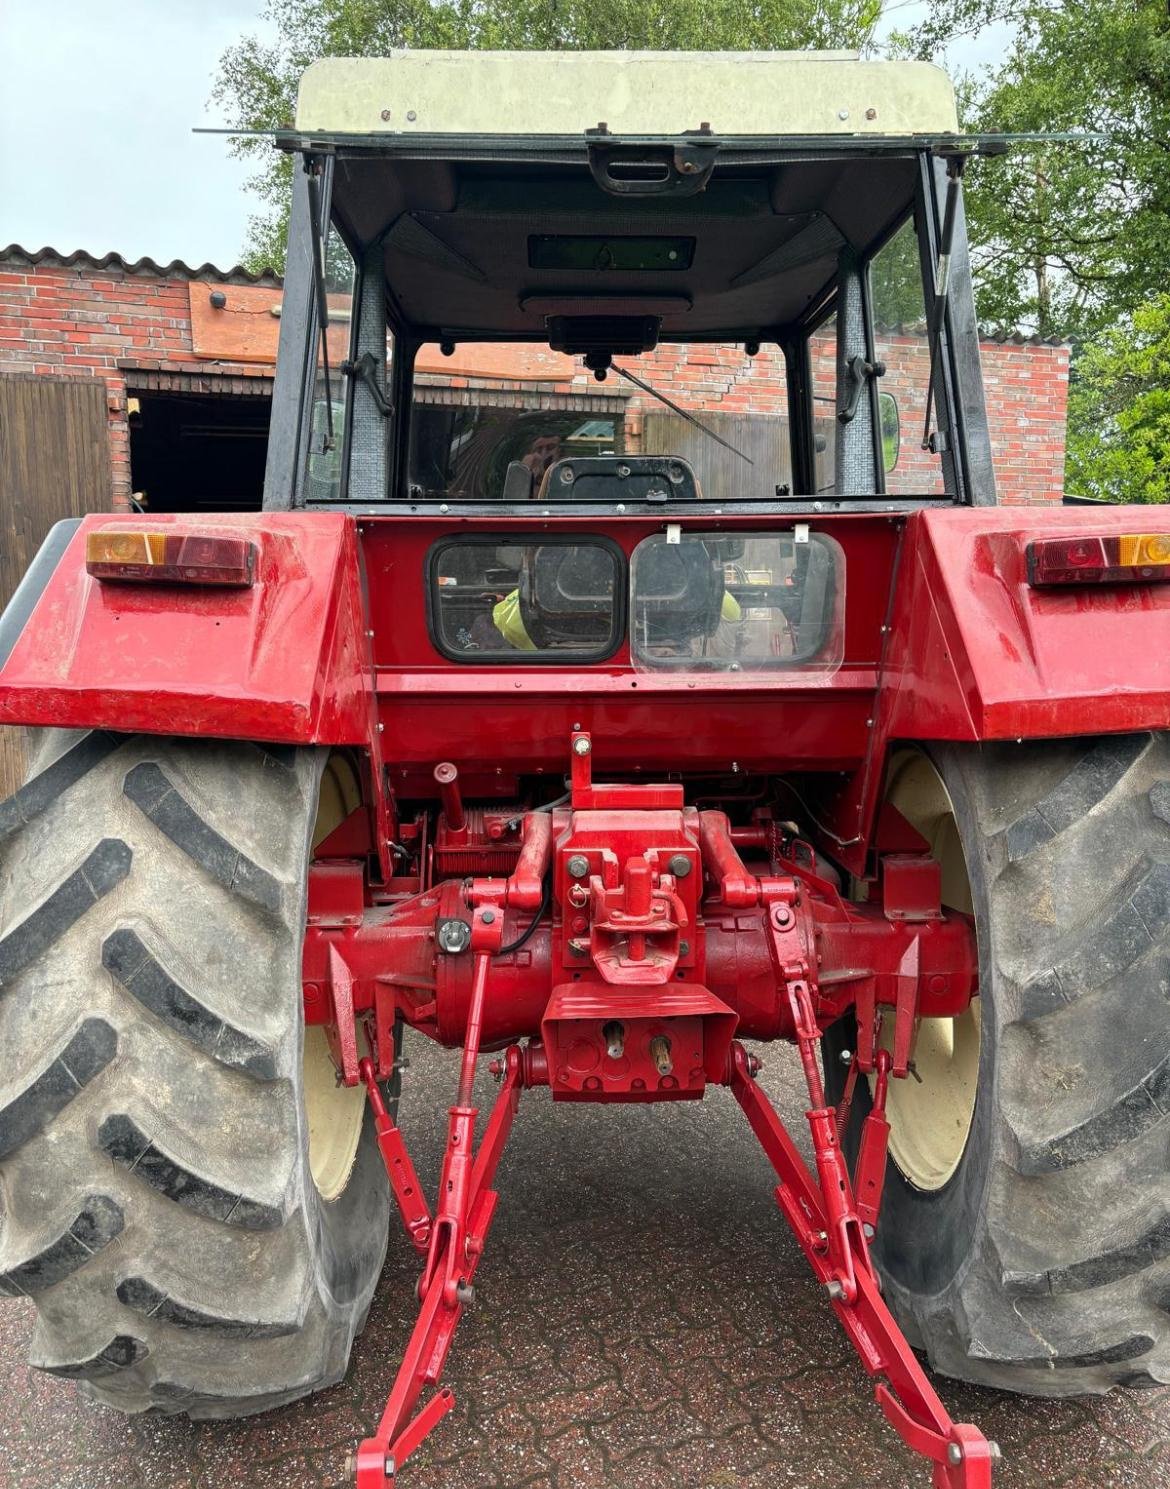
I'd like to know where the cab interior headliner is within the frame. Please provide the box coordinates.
[329,153,921,341]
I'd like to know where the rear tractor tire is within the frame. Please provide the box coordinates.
[0,732,390,1417]
[826,733,1170,1395]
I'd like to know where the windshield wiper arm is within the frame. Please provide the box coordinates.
[304,161,335,447]
[613,363,754,466]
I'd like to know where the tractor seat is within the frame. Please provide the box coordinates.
[518,544,617,649]
[536,455,700,503]
[632,539,726,647]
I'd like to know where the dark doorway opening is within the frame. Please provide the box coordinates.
[128,391,271,512]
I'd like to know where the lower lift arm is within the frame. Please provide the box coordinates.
[347,1001,996,1486]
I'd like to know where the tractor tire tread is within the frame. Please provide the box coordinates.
[833,731,1170,1397]
[0,731,389,1418]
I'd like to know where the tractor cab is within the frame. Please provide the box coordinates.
[265,49,992,522]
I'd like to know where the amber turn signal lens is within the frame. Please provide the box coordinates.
[1118,533,1170,567]
[85,530,256,587]
[86,531,168,566]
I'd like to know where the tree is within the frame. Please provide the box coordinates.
[1066,295,1170,504]
[896,1,1170,342]
[213,0,883,269]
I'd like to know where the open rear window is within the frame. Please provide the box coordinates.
[429,537,623,662]
[629,530,844,672]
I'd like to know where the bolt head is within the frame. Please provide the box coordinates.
[567,854,590,879]
[988,1442,1002,1462]
[826,1279,845,1301]
[481,908,495,925]
[668,853,691,878]
[572,735,591,756]
[947,1443,963,1466]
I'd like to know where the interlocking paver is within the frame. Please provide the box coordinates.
[1,1031,1166,1488]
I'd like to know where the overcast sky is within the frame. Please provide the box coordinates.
[0,0,276,268]
[0,1,1012,272]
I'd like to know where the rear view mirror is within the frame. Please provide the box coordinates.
[879,391,900,475]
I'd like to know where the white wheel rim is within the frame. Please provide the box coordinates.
[303,756,366,1202]
[304,1026,367,1201]
[877,751,981,1192]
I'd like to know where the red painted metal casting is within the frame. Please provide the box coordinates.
[304,734,995,1487]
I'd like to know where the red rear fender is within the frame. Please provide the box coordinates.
[0,513,373,745]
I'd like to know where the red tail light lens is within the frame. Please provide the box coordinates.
[1026,533,1170,588]
[86,531,256,587]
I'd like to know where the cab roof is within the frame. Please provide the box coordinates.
[296,51,958,138]
[295,51,959,345]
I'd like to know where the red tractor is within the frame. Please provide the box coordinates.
[1,50,1168,1489]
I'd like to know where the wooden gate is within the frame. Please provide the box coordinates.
[0,375,110,793]
[640,409,792,501]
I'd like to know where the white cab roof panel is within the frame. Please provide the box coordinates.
[296,51,958,138]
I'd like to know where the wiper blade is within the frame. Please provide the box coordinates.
[612,363,754,466]
[303,161,335,447]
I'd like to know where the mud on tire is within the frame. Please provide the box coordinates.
[0,731,389,1418]
[827,732,1170,1396]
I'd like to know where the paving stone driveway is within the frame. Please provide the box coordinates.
[2,1034,1167,1489]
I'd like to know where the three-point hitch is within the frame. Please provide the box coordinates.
[306,733,996,1487]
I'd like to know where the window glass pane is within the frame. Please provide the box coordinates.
[303,223,356,502]
[630,531,844,673]
[408,341,791,502]
[869,218,946,495]
[431,540,620,660]
[809,315,837,494]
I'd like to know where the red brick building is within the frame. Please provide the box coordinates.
[0,244,1070,513]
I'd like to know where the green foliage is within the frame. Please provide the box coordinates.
[868,215,927,333]
[212,0,882,270]
[1066,295,1170,504]
[899,1,1170,343]
[897,3,1170,504]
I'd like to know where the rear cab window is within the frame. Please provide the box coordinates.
[427,530,844,673]
[429,538,623,661]
[630,531,844,672]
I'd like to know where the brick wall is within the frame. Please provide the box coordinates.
[0,250,1070,507]
[977,339,1071,505]
[607,333,1070,504]
[0,252,276,507]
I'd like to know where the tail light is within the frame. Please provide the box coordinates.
[86,531,256,587]
[1026,533,1170,588]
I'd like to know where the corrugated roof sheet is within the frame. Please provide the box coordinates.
[0,244,282,287]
